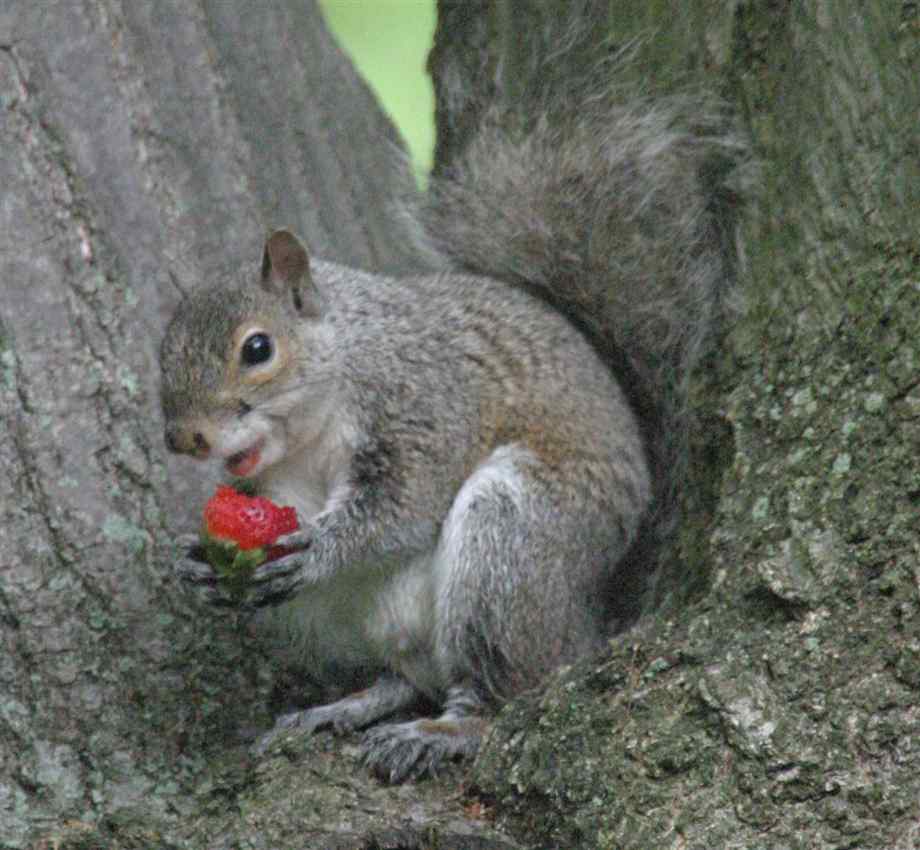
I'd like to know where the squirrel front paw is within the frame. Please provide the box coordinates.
[170,532,310,608]
[247,551,309,607]
[171,533,232,607]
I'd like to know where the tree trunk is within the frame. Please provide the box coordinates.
[466,2,920,849]
[2,1,918,848]
[0,2,444,847]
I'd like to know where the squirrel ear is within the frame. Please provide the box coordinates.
[260,230,322,317]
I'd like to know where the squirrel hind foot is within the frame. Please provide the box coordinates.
[360,713,488,783]
[251,675,421,757]
[252,675,419,756]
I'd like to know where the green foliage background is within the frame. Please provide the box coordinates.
[319,1,436,176]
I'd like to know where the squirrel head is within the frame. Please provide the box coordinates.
[160,230,335,479]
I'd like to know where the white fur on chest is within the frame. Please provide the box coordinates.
[257,410,355,520]
[250,417,444,695]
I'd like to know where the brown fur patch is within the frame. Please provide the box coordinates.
[416,717,490,738]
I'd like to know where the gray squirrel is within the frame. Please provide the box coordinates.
[159,29,745,781]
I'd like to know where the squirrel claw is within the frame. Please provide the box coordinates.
[171,532,217,585]
[172,552,239,608]
[170,533,236,606]
[174,557,218,585]
[251,549,306,583]
[248,572,305,608]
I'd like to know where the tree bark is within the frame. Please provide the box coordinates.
[0,2,450,847]
[2,1,919,848]
[466,2,920,849]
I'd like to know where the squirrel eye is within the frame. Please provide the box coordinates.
[241,332,273,367]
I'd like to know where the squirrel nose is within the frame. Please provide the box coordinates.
[164,423,211,457]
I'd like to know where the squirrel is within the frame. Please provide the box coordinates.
[159,31,745,782]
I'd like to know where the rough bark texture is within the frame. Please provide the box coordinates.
[466,2,920,849]
[2,0,918,848]
[0,2,465,848]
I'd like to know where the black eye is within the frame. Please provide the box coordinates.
[241,332,273,367]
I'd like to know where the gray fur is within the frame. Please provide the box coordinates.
[159,38,745,781]
[411,69,746,543]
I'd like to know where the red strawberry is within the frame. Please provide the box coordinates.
[199,487,299,582]
[203,486,298,550]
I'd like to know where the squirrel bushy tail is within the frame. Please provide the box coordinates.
[410,31,747,575]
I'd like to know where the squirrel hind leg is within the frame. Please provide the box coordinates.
[432,444,627,702]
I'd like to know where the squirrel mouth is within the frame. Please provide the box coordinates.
[226,439,264,478]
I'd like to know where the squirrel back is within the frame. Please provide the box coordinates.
[407,41,747,589]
